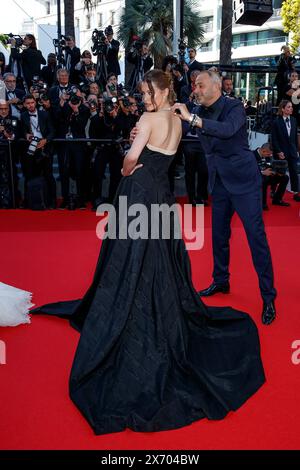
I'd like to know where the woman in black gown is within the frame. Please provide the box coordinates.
[33,70,265,435]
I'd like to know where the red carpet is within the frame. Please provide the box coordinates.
[0,195,300,450]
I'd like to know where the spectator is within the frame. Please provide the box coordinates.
[284,71,300,126]
[183,47,204,83]
[180,70,201,103]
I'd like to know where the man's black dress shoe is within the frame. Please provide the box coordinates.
[293,194,300,202]
[262,301,276,325]
[272,200,290,206]
[198,282,230,296]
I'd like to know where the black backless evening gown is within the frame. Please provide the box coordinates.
[32,146,265,435]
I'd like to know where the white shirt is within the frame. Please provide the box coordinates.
[284,116,291,136]
[29,113,43,139]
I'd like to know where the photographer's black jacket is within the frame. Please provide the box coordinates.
[106,39,121,76]
[10,46,46,87]
[61,103,90,138]
[21,109,55,142]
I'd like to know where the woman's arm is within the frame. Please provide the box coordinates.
[122,114,151,176]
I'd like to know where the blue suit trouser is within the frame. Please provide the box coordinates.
[211,174,277,303]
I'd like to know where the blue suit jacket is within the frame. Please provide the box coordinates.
[184,96,261,195]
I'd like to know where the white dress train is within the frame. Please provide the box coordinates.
[0,282,33,327]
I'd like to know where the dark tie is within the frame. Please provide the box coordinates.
[286,117,290,127]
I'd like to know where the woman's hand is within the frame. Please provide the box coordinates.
[170,103,192,122]
[121,164,143,177]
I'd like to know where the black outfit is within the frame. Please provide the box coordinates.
[20,110,56,207]
[106,39,121,76]
[40,65,57,88]
[10,46,46,88]
[33,145,265,435]
[126,51,153,91]
[65,46,81,84]
[61,103,90,204]
[89,112,124,203]
[253,149,289,206]
[271,115,299,192]
[274,54,295,105]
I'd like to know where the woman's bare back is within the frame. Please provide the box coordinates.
[143,110,182,155]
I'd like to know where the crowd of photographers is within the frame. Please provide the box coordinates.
[0,32,299,211]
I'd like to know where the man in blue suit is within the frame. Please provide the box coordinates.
[172,70,277,325]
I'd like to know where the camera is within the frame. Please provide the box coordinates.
[132,92,145,115]
[53,37,66,49]
[6,33,23,48]
[27,136,41,156]
[260,158,288,175]
[103,96,118,113]
[31,76,48,94]
[68,86,82,105]
[0,117,18,136]
[130,38,144,55]
[87,99,98,111]
[178,38,187,65]
[118,88,131,108]
[91,29,107,56]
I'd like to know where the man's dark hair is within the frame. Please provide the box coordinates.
[23,94,36,102]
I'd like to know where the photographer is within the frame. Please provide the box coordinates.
[75,50,93,83]
[10,34,46,89]
[40,53,57,88]
[21,94,56,209]
[126,40,153,91]
[254,142,290,210]
[64,36,81,84]
[48,69,73,108]
[104,26,121,77]
[3,72,25,119]
[104,72,118,98]
[29,76,48,104]
[90,95,124,206]
[271,99,300,202]
[274,46,297,105]
[60,91,90,209]
[0,99,20,207]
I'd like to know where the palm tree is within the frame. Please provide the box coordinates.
[64,0,75,38]
[117,0,204,68]
[219,0,233,65]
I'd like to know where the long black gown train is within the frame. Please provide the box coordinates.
[32,146,265,435]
